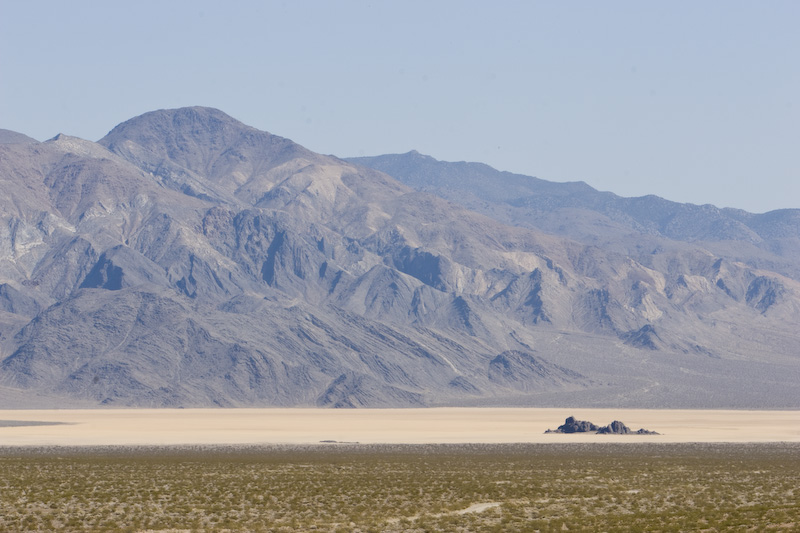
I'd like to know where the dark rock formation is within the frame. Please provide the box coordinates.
[546,417,659,435]
[545,416,599,433]
[596,420,633,434]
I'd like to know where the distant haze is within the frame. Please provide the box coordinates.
[1,1,798,213]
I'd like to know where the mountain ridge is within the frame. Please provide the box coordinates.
[0,107,798,408]
[347,151,800,281]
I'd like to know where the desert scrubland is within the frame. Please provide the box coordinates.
[0,443,797,531]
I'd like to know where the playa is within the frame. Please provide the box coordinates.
[1,408,799,446]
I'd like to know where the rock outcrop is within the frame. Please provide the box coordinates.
[544,416,599,433]
[546,417,659,435]
[596,420,659,435]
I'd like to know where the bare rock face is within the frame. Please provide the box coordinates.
[487,351,588,392]
[0,107,799,408]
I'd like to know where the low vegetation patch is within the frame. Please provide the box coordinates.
[0,443,797,531]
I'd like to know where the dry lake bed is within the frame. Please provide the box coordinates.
[1,407,799,446]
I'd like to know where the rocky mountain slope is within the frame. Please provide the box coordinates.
[0,107,798,408]
[347,151,800,282]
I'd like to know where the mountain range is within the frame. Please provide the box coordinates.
[0,108,798,408]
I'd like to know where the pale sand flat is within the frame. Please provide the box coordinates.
[0,408,798,446]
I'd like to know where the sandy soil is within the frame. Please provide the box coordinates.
[0,408,798,446]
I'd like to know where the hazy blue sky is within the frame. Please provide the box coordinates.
[1,1,798,213]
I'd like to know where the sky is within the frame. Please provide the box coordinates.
[1,1,798,213]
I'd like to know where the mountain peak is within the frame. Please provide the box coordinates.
[98,106,307,156]
[100,106,254,143]
[45,132,113,158]
[98,107,313,193]
[47,133,74,142]
[136,105,239,124]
